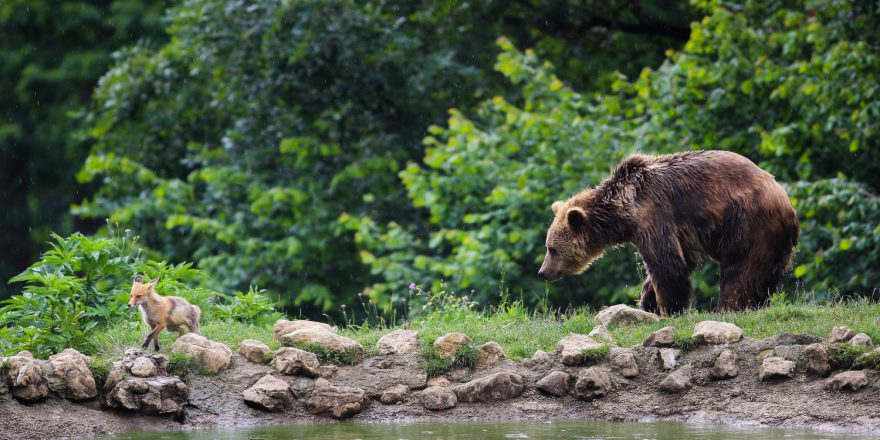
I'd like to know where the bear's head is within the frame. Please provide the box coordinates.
[538,199,606,282]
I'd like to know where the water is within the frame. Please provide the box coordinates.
[95,420,876,440]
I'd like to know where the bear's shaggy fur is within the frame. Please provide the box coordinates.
[538,150,799,315]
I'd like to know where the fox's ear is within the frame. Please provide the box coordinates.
[148,277,159,286]
[134,274,143,284]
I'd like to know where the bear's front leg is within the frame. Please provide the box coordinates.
[637,233,693,316]
[639,277,659,314]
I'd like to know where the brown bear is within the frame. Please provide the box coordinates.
[538,150,799,315]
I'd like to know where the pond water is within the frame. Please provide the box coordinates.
[95,420,876,440]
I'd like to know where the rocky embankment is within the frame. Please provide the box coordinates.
[3,304,880,440]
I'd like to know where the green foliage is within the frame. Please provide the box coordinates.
[580,344,610,363]
[291,343,359,366]
[671,328,696,353]
[167,352,194,377]
[421,342,478,377]
[88,357,112,387]
[212,287,283,326]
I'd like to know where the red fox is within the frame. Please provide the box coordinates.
[128,274,201,351]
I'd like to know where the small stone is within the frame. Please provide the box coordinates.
[433,333,472,360]
[659,348,679,370]
[803,343,831,376]
[588,325,614,343]
[273,319,335,340]
[759,356,795,381]
[643,326,675,347]
[170,334,232,374]
[574,367,612,401]
[693,321,743,345]
[610,350,639,378]
[453,372,524,403]
[377,329,420,355]
[536,371,571,397]
[595,304,659,327]
[660,365,693,393]
[556,333,604,366]
[271,347,320,377]
[850,333,872,347]
[379,384,409,404]
[826,371,869,392]
[130,357,158,378]
[476,342,506,370]
[242,374,295,412]
[306,378,367,419]
[526,350,553,368]
[238,339,272,363]
[710,349,739,379]
[419,385,457,410]
[829,326,855,344]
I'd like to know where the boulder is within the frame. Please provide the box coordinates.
[104,376,189,414]
[660,365,693,393]
[610,349,639,378]
[588,325,614,343]
[170,333,232,374]
[710,349,739,379]
[693,321,743,345]
[306,378,367,419]
[595,304,659,327]
[242,374,295,412]
[476,341,506,370]
[659,348,679,370]
[574,367,612,401]
[643,326,675,347]
[759,356,795,381]
[556,333,604,366]
[280,329,364,364]
[379,384,410,405]
[826,371,869,392]
[238,339,272,364]
[273,319,335,340]
[453,372,524,403]
[47,348,97,400]
[377,329,420,355]
[130,357,159,378]
[536,371,571,397]
[803,343,831,376]
[828,326,855,344]
[271,347,320,377]
[6,354,49,402]
[850,333,872,347]
[433,333,472,360]
[419,385,458,410]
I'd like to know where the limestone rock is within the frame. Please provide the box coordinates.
[419,385,457,410]
[273,319,335,340]
[710,349,739,379]
[595,304,659,327]
[379,384,409,404]
[7,354,49,402]
[574,367,612,401]
[242,374,295,412]
[377,329,420,355]
[850,333,872,347]
[760,356,796,381]
[803,343,831,376]
[104,376,189,414]
[610,350,639,378]
[660,365,694,393]
[556,333,604,366]
[826,371,869,392]
[476,341,506,370]
[130,357,159,378]
[829,326,855,344]
[238,339,272,364]
[588,325,614,343]
[280,329,364,364]
[453,372,524,403]
[306,378,367,419]
[659,348,679,370]
[47,348,97,400]
[525,350,553,369]
[693,321,743,345]
[271,347,320,377]
[170,333,232,374]
[427,376,451,388]
[433,333,472,360]
[643,326,675,347]
[536,371,571,397]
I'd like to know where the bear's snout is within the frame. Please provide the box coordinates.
[538,265,559,282]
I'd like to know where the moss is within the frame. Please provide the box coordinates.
[580,344,610,362]
[167,352,194,377]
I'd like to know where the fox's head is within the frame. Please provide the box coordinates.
[128,275,158,308]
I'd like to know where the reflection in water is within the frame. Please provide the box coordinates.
[94,420,876,440]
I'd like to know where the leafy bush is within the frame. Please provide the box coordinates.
[212,286,283,326]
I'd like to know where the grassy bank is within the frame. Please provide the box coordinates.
[87,299,880,364]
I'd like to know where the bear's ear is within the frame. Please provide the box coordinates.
[566,206,588,232]
[551,201,564,215]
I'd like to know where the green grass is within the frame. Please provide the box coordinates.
[581,344,610,362]
[289,342,360,365]
[88,357,112,385]
[167,352,194,377]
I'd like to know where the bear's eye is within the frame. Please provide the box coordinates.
[548,247,557,255]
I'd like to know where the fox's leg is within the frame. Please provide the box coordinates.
[188,306,201,335]
[142,324,165,351]
[141,325,157,349]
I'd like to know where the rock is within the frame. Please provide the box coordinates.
[242,374,295,412]
[288,377,315,400]
[419,385,457,410]
[555,333,604,366]
[850,333,872,347]
[693,321,743,345]
[610,350,639,378]
[525,350,553,369]
[306,378,367,419]
[279,329,364,364]
[588,325,614,343]
[453,372,524,403]
[103,362,126,392]
[476,341,506,370]
[130,357,159,378]
[16,350,34,359]
[826,371,869,392]
[427,376,450,388]
[104,376,189,414]
[7,354,49,402]
[856,347,880,367]
[170,333,232,374]
[271,347,320,377]
[803,343,831,376]
[829,326,855,343]
[659,348,679,370]
[330,353,427,396]
[710,349,739,379]
[273,319,335,340]
[643,326,675,347]
[536,371,571,397]
[595,304,659,327]
[318,365,338,379]
[660,365,694,393]
[433,332,472,360]
[574,367,612,401]
[759,356,796,381]
[47,348,97,400]
[379,384,410,404]
[238,339,272,364]
[377,329,420,355]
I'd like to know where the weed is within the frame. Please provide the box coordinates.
[291,342,359,365]
[167,352,194,377]
[88,357,113,386]
[581,344,610,362]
